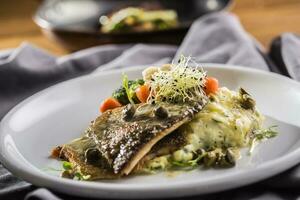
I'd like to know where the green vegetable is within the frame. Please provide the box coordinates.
[153,19,169,30]
[101,8,178,33]
[112,21,128,32]
[112,74,144,105]
[74,172,91,181]
[249,126,278,154]
[123,74,135,105]
[253,125,278,140]
[112,86,128,105]
[172,152,206,168]
[62,161,72,171]
[61,161,90,181]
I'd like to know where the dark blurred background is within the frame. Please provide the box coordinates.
[0,0,300,55]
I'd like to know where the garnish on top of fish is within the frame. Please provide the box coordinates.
[50,56,277,180]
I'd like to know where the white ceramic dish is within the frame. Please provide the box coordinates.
[1,64,300,199]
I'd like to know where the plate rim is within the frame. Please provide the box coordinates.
[1,63,300,199]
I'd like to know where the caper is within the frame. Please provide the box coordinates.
[209,95,216,102]
[85,148,110,168]
[61,170,74,179]
[239,88,255,110]
[239,88,249,96]
[203,151,217,167]
[215,151,223,164]
[225,149,236,166]
[154,106,168,119]
[217,149,236,167]
[240,97,255,110]
[85,148,101,165]
[122,104,135,121]
[196,148,206,156]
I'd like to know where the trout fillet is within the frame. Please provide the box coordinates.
[56,100,207,179]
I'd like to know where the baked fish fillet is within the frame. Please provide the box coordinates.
[56,100,206,179]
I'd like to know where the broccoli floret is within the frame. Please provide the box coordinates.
[112,87,128,105]
[135,79,145,86]
[112,79,144,105]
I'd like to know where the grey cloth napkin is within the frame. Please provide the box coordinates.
[269,33,300,81]
[0,12,299,200]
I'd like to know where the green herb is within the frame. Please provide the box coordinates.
[74,172,91,181]
[112,75,144,105]
[254,125,278,140]
[122,74,135,104]
[43,167,63,172]
[61,161,90,181]
[62,161,73,171]
[128,79,144,103]
[172,153,206,168]
[249,126,278,154]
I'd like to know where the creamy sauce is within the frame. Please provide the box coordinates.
[144,87,264,169]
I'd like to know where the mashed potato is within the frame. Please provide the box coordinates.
[144,87,264,170]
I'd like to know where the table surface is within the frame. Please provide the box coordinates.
[0,0,300,55]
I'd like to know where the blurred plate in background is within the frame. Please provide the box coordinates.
[34,0,232,51]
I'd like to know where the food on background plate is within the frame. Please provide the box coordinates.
[51,56,277,180]
[100,7,178,33]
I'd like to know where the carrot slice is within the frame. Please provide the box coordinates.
[136,85,150,103]
[204,77,219,95]
[100,97,122,113]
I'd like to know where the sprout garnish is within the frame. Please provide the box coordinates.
[147,55,207,103]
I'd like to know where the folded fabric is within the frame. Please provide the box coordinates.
[269,33,300,81]
[175,13,269,70]
[0,11,299,200]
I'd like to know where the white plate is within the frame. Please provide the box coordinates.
[1,64,300,199]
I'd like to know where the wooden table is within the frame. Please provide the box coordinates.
[1,0,300,55]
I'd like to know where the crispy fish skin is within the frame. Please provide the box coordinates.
[131,128,189,173]
[59,100,206,178]
[61,137,119,179]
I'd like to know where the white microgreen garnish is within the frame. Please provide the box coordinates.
[148,55,207,103]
